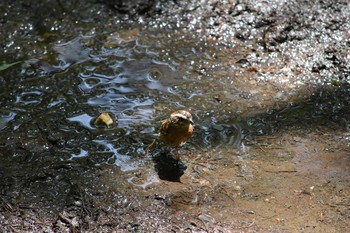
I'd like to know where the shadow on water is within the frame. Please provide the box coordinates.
[194,83,350,149]
[244,84,350,136]
[152,150,187,182]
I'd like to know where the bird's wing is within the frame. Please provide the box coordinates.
[159,119,170,135]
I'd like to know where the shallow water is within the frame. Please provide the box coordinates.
[1,27,349,175]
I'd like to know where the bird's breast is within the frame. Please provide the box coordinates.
[158,123,193,147]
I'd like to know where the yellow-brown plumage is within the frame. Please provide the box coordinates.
[147,110,194,159]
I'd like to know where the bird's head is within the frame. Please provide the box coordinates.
[170,110,194,125]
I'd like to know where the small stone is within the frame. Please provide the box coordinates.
[74,200,82,207]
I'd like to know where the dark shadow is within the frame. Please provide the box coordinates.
[189,83,350,149]
[152,150,187,182]
[245,83,350,135]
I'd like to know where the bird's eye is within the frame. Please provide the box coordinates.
[171,117,179,123]
[178,117,188,124]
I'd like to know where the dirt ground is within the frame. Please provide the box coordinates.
[93,129,349,232]
[1,130,349,232]
[1,0,349,232]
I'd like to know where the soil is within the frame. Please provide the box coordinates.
[0,0,349,232]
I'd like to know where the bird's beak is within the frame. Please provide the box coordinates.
[189,118,194,124]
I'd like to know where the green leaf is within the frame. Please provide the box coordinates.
[0,61,21,71]
[331,79,340,87]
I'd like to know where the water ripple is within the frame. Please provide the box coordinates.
[94,139,139,171]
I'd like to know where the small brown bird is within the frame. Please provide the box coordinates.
[147,110,194,160]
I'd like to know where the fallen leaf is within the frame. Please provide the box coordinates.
[0,61,21,71]
[94,113,114,127]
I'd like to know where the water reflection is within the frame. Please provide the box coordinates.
[67,113,95,130]
[15,91,43,106]
[0,111,16,131]
[69,148,89,159]
[54,36,91,68]
[94,139,139,171]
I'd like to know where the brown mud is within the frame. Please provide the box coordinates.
[1,0,349,232]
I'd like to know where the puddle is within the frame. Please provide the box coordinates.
[2,29,349,192]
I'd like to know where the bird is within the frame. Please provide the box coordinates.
[147,110,194,160]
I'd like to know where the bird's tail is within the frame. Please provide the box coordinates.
[146,139,157,155]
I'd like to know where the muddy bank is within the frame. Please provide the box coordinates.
[1,0,349,232]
